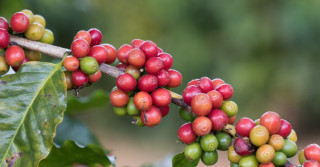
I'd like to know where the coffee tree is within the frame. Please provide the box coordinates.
[0,9,320,167]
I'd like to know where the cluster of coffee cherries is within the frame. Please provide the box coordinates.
[109,39,182,127]
[0,9,54,75]
[63,29,117,90]
[177,78,237,166]
[298,143,320,167]
[229,111,297,167]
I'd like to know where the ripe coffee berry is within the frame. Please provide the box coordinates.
[64,71,73,90]
[116,73,137,92]
[192,116,212,136]
[235,117,255,137]
[71,39,90,58]
[12,57,28,72]
[5,45,25,67]
[109,89,129,107]
[127,48,146,68]
[71,70,88,87]
[151,88,171,107]
[277,119,292,138]
[101,44,117,64]
[216,84,234,100]
[139,40,158,59]
[159,105,170,117]
[206,90,223,109]
[207,109,228,131]
[156,70,170,87]
[304,160,320,167]
[183,85,202,105]
[88,28,102,46]
[74,30,91,45]
[158,53,173,70]
[260,111,281,135]
[88,69,101,83]
[117,44,133,64]
[138,74,158,92]
[167,69,182,87]
[228,115,237,125]
[234,137,256,156]
[198,77,213,93]
[0,17,9,31]
[145,57,164,75]
[304,144,320,162]
[140,106,162,127]
[212,78,225,90]
[10,12,29,33]
[256,144,275,163]
[133,91,153,111]
[63,56,79,72]
[116,63,127,71]
[187,79,199,87]
[178,123,197,144]
[131,39,144,48]
[0,28,10,49]
[191,93,212,116]
[88,45,108,64]
[268,134,284,151]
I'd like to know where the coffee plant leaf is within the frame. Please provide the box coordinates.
[172,152,199,167]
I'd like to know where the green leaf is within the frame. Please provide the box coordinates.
[172,152,199,167]
[66,89,108,114]
[0,62,66,167]
[39,140,111,167]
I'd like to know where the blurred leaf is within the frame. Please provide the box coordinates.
[66,89,108,114]
[172,152,199,167]
[39,140,111,167]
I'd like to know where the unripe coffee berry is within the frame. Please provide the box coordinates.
[39,29,54,44]
[125,65,140,80]
[24,23,45,40]
[79,56,99,75]
[33,15,46,27]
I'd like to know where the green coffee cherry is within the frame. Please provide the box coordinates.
[39,29,54,44]
[280,139,297,158]
[221,101,238,117]
[239,155,259,167]
[272,151,287,166]
[113,107,127,116]
[80,56,99,74]
[200,134,219,152]
[184,142,203,161]
[216,132,232,151]
[127,98,140,115]
[201,151,218,165]
[179,107,195,122]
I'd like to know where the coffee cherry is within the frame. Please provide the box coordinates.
[221,101,238,117]
[191,93,212,116]
[216,83,233,100]
[116,73,136,92]
[201,151,218,166]
[158,53,173,70]
[260,111,281,135]
[131,39,144,48]
[0,17,9,31]
[139,40,158,59]
[259,162,275,167]
[256,144,275,164]
[303,160,320,167]
[151,88,171,107]
[0,55,9,75]
[200,134,219,152]
[280,139,297,158]
[254,119,260,125]
[228,115,237,125]
[145,57,164,75]
[133,91,153,111]
[216,132,232,151]
[88,69,101,83]
[5,45,25,67]
[63,56,79,72]
[236,117,255,137]
[12,57,28,72]
[109,89,129,107]
[88,28,102,46]
[178,123,197,144]
[299,150,306,164]
[287,129,297,143]
[134,116,145,127]
[20,9,34,23]
[192,116,212,136]
[24,23,45,40]
[239,155,259,167]
[71,70,88,87]
[159,105,169,117]
[101,44,117,64]
[127,97,140,116]
[212,78,225,90]
[250,125,269,147]
[33,15,46,27]
[156,70,170,87]
[206,90,223,109]
[234,137,256,156]
[116,63,127,71]
[272,152,287,166]
[138,74,158,92]
[80,56,99,75]
[197,77,213,93]
[113,106,127,116]
[207,109,228,131]
[127,48,146,68]
[125,65,140,80]
[304,144,320,162]
[228,145,242,164]
[64,71,73,90]
[39,29,54,44]
[140,106,162,127]
[268,134,284,151]
[230,163,239,167]
[10,12,29,33]
[167,69,182,87]
[179,107,195,122]
[74,30,91,45]
[277,119,292,138]
[24,49,41,61]
[183,85,202,105]
[184,142,203,161]
[0,28,10,49]
[117,44,133,64]
[187,79,199,87]
[71,39,90,58]
[88,45,108,64]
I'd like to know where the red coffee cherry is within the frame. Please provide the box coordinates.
[234,137,256,156]
[127,48,146,68]
[151,88,171,107]
[116,63,127,71]
[139,40,158,59]
[206,90,223,109]
[192,116,212,136]
[212,78,225,90]
[131,39,144,48]
[117,44,133,64]
[303,160,320,167]
[88,45,108,64]
[178,123,197,144]
[157,47,163,53]
[0,17,9,31]
[12,57,29,72]
[138,74,158,92]
[10,12,29,33]
[0,28,10,49]
[260,111,281,135]
[133,91,153,111]
[158,53,173,70]
[159,105,170,117]
[304,144,320,162]
[207,109,228,131]
[228,115,237,125]
[277,119,292,138]
[116,73,137,92]
[74,30,91,45]
[191,93,212,116]
[198,77,214,93]
[71,70,88,87]
[88,69,102,83]
[140,106,162,127]
[167,69,182,87]
[156,70,170,87]
[216,84,234,100]
[101,43,117,64]
[88,28,102,46]
[187,79,200,87]
[71,39,90,58]
[109,89,129,107]
[235,117,256,137]
[183,85,202,105]
[145,57,164,75]
[5,45,25,67]
[63,56,79,72]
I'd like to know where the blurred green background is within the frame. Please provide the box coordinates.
[1,0,320,166]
